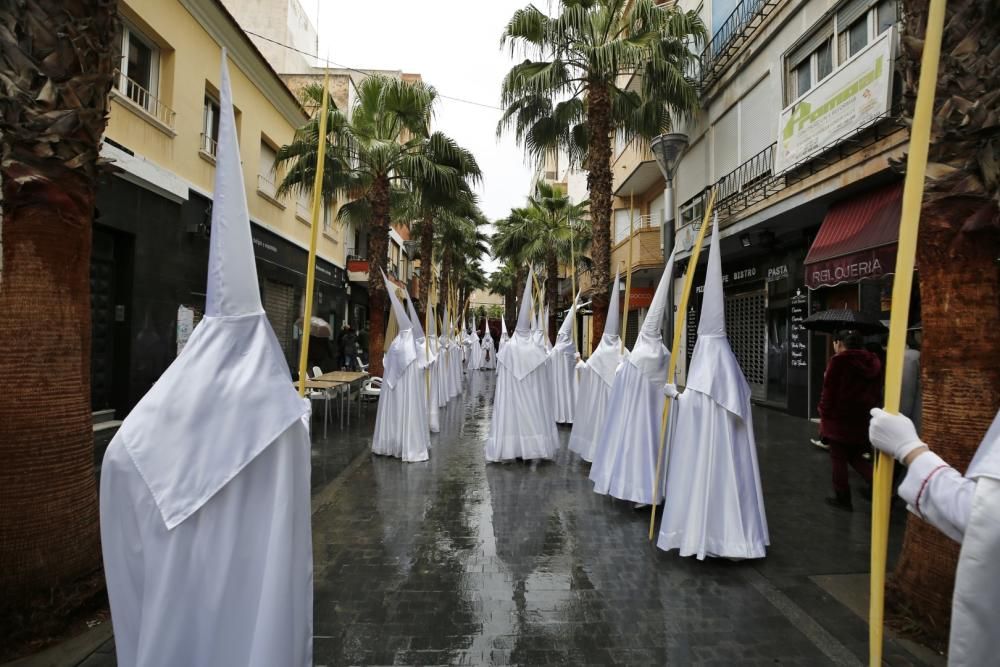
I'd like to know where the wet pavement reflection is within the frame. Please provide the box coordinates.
[311,372,929,666]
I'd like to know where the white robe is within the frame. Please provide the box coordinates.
[414,337,440,433]
[486,332,559,462]
[658,217,768,560]
[482,334,496,370]
[372,329,430,462]
[100,417,313,667]
[896,412,1000,666]
[468,337,484,370]
[589,357,668,504]
[657,387,769,559]
[568,354,624,462]
[549,317,578,425]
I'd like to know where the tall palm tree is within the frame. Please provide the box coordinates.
[499,0,704,341]
[276,76,466,377]
[492,183,590,340]
[0,0,117,635]
[435,206,490,316]
[488,261,521,332]
[403,135,482,321]
[887,0,1000,640]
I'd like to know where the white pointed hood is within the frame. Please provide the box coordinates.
[381,269,418,389]
[588,267,626,387]
[116,53,307,530]
[499,267,549,379]
[515,269,534,335]
[685,215,751,420]
[552,292,579,357]
[626,246,677,385]
[497,315,509,357]
[482,322,494,344]
[406,293,436,368]
[442,310,452,347]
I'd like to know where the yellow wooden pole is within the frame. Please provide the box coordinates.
[621,194,635,352]
[296,67,331,398]
[649,187,717,540]
[425,249,433,408]
[570,222,577,348]
[869,0,947,662]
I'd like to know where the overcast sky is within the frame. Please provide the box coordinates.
[310,0,539,243]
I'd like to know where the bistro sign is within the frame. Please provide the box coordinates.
[775,30,893,173]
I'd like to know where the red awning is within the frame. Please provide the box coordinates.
[805,183,903,289]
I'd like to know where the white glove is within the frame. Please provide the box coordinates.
[869,408,926,463]
[664,383,680,399]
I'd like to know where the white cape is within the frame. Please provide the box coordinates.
[485,269,559,462]
[372,283,430,462]
[482,330,496,370]
[589,250,677,504]
[658,217,768,559]
[549,299,579,424]
[99,55,311,667]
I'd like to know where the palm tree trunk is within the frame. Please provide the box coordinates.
[367,175,392,377]
[888,197,1000,637]
[546,251,559,341]
[886,0,1000,640]
[585,81,613,341]
[0,0,116,629]
[420,212,434,322]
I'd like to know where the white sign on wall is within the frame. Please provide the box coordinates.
[176,305,194,356]
[775,30,893,173]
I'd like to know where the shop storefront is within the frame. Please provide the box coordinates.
[684,248,812,417]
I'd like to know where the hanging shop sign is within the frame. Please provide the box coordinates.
[775,30,893,173]
[628,287,655,310]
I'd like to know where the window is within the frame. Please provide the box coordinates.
[613,208,631,244]
[679,196,705,228]
[786,0,898,103]
[117,22,160,113]
[201,94,220,158]
[258,140,278,197]
[323,204,336,234]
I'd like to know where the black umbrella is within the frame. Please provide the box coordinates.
[802,309,888,334]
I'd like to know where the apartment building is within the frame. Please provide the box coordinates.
[95,0,348,417]
[595,0,907,418]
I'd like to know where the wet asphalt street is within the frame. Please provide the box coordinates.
[308,371,929,667]
[77,370,931,666]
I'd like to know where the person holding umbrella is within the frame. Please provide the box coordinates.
[817,329,882,510]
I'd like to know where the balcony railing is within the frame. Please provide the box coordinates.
[200,133,218,158]
[112,69,176,129]
[699,0,780,90]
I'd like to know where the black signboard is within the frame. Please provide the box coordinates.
[790,288,808,370]
[250,223,345,288]
[686,303,698,366]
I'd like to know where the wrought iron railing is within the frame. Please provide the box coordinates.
[112,69,176,129]
[699,0,780,90]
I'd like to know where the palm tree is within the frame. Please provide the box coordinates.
[498,0,705,341]
[0,0,117,639]
[402,136,482,322]
[492,183,590,340]
[277,75,466,377]
[434,206,490,316]
[886,0,1000,640]
[488,261,521,332]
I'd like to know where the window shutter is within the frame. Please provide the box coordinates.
[837,0,876,32]
[787,23,833,68]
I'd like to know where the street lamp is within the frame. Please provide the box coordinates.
[651,132,688,344]
[651,132,689,253]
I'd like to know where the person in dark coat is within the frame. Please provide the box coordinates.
[339,325,357,370]
[818,330,882,511]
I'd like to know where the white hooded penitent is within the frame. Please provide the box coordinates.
[550,293,580,424]
[485,267,559,462]
[497,316,510,364]
[569,268,626,462]
[99,52,313,667]
[372,272,430,462]
[482,322,496,370]
[658,215,768,559]
[406,294,440,434]
[590,248,677,505]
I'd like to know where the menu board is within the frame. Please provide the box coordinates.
[686,304,698,366]
[790,289,808,369]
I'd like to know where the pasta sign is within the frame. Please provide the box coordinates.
[775,30,893,174]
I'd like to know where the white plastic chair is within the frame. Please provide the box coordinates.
[304,367,331,437]
[359,377,382,419]
[356,356,370,375]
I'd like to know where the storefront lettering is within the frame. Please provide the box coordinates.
[767,265,789,282]
[810,257,883,285]
[252,237,278,254]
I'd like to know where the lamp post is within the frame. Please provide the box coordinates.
[650,132,689,344]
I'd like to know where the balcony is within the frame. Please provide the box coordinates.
[256,173,285,209]
[199,133,217,163]
[611,213,664,277]
[347,248,369,282]
[613,141,663,199]
[699,0,781,92]
[111,69,176,133]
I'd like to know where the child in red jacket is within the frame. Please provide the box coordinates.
[818,330,882,510]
